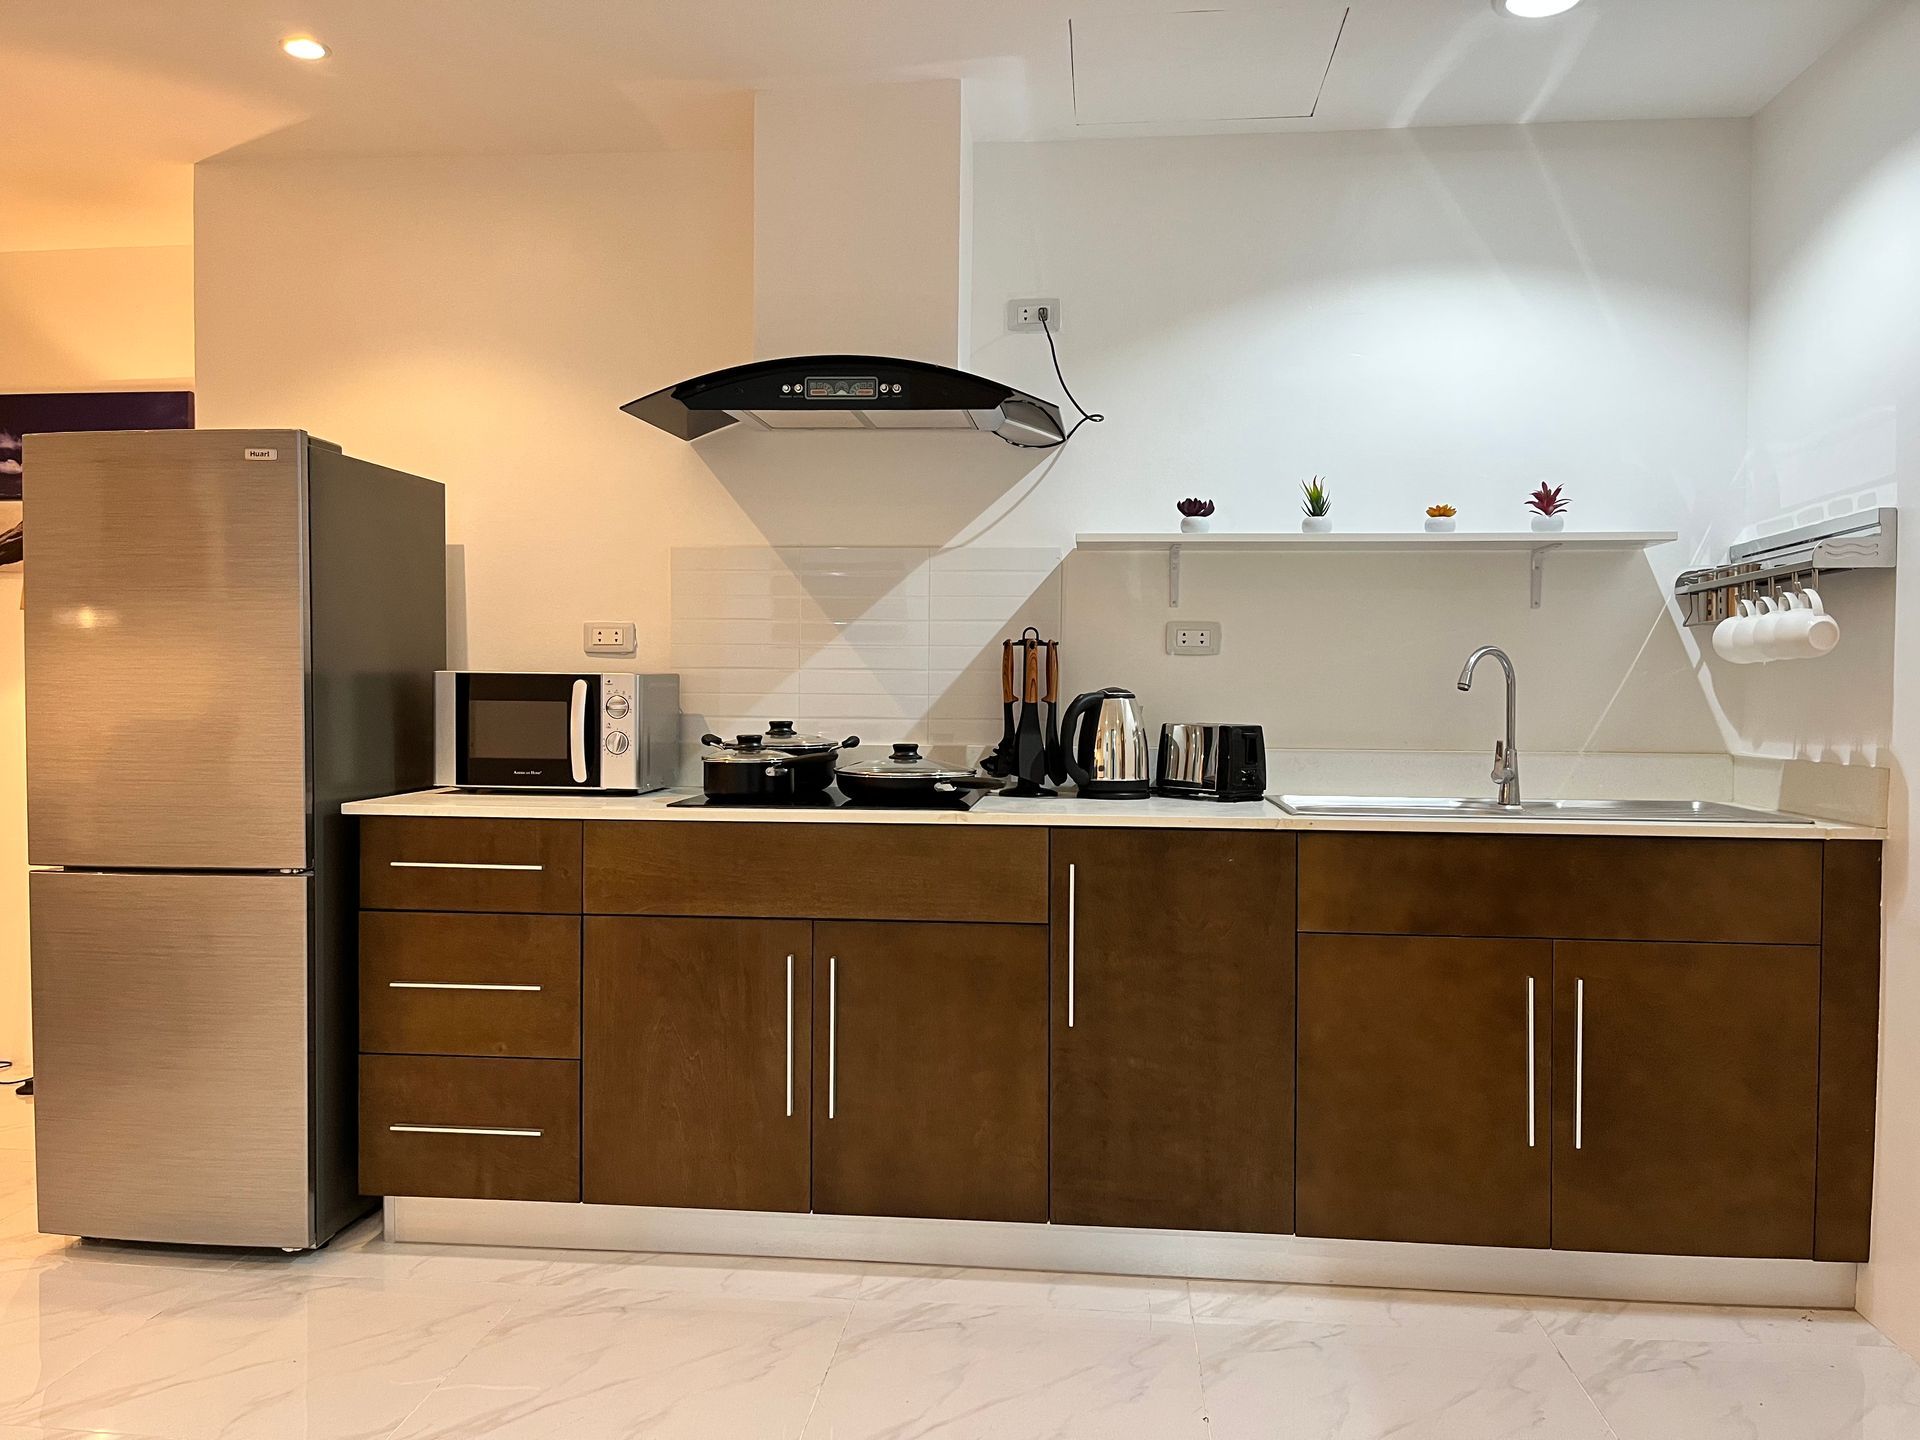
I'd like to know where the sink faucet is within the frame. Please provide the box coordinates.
[1457,646,1520,806]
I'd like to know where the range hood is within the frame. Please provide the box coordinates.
[621,355,1066,447]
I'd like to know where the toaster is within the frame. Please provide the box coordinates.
[1155,723,1267,802]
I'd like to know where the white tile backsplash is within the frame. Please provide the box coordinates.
[673,545,1063,771]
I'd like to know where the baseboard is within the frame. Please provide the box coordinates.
[384,1198,1857,1309]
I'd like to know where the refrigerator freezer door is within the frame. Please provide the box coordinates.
[30,870,314,1248]
[25,429,311,870]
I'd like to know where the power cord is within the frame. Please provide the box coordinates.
[1038,307,1103,446]
[0,1059,27,1096]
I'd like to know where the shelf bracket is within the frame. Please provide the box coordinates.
[1169,543,1182,608]
[1529,543,1560,609]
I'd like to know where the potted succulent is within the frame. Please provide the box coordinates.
[1526,483,1569,533]
[1424,503,1458,533]
[1177,497,1216,534]
[1300,476,1333,533]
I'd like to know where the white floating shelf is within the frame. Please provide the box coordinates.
[1072,531,1679,608]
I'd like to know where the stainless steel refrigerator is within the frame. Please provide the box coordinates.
[25,429,445,1249]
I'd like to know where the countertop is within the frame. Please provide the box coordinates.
[342,788,1882,840]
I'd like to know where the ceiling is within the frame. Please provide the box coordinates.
[0,0,1880,250]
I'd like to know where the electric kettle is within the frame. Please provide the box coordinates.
[1060,688,1152,798]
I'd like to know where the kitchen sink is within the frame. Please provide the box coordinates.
[1271,795,1815,824]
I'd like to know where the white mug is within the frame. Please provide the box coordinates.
[1712,599,1752,663]
[1728,596,1776,664]
[1751,593,1794,661]
[1766,589,1840,660]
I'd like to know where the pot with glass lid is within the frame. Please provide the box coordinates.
[698,722,858,801]
[835,743,1010,807]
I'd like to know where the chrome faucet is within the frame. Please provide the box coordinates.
[1457,646,1520,806]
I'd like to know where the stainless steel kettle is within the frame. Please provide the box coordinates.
[1060,688,1152,798]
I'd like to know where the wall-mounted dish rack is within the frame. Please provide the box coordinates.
[1673,508,1897,628]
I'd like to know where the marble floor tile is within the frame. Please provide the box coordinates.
[803,1300,1209,1439]
[1189,1279,1542,1334]
[0,1272,517,1440]
[1197,1321,1616,1440]
[854,1263,1189,1316]
[1534,1297,1892,1347]
[1557,1335,1920,1440]
[389,1288,851,1440]
[0,1262,221,1413]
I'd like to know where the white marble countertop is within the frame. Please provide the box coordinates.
[342,787,1882,840]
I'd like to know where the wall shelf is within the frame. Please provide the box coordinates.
[1073,532,1679,608]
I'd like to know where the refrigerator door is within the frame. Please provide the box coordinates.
[25,429,311,870]
[30,870,314,1248]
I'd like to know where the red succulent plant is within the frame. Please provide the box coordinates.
[1525,483,1569,518]
[1177,498,1216,518]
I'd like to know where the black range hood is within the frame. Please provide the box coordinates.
[621,355,1066,448]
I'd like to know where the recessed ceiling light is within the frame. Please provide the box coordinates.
[281,35,330,61]
[1494,0,1584,16]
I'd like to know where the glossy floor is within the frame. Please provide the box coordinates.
[3,1099,1918,1438]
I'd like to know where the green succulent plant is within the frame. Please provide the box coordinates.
[1300,476,1332,518]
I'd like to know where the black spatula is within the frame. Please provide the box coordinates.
[1015,635,1048,792]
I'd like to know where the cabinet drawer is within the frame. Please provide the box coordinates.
[359,1055,579,1201]
[1299,834,1822,944]
[360,818,582,913]
[585,822,1047,921]
[360,912,581,1058]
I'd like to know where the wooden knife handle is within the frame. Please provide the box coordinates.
[1001,639,1016,704]
[1044,641,1059,704]
[1023,640,1040,705]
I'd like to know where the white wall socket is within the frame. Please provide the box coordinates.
[1007,298,1063,333]
[584,622,637,656]
[1167,621,1221,655]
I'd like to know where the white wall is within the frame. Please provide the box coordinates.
[0,240,194,1074]
[967,122,1753,767]
[193,149,756,678]
[1746,0,1920,1355]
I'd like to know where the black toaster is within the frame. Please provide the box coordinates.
[1154,723,1267,802]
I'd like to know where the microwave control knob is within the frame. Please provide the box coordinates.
[605,731,630,755]
[605,693,631,719]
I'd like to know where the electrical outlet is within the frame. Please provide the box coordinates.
[1007,298,1063,333]
[1167,621,1221,656]
[584,622,637,656]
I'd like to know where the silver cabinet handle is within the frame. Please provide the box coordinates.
[1066,862,1077,1029]
[389,981,542,992]
[785,953,795,1119]
[828,955,838,1121]
[388,860,543,872]
[1574,977,1586,1151]
[1526,976,1536,1148]
[389,1124,542,1138]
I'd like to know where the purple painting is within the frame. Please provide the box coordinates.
[0,390,195,503]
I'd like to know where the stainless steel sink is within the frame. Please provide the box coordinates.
[1271,795,1814,824]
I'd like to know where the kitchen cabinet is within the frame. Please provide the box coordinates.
[359,1054,580,1202]
[1297,935,1551,1248]
[812,921,1048,1223]
[1552,941,1820,1259]
[360,911,581,1059]
[583,917,812,1213]
[361,817,583,913]
[1048,830,1295,1233]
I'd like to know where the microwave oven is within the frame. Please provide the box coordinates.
[434,671,679,792]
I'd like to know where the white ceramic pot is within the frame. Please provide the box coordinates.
[1530,515,1566,533]
[1301,516,1333,533]
[1424,517,1457,533]
[1179,515,1211,534]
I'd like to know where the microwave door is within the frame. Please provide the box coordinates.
[458,673,600,788]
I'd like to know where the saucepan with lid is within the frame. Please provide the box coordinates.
[698,721,857,801]
[835,743,1009,807]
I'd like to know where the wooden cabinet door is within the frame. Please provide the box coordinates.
[813,922,1047,1223]
[1050,830,1295,1233]
[1297,935,1550,1248]
[1553,941,1819,1258]
[583,918,812,1212]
